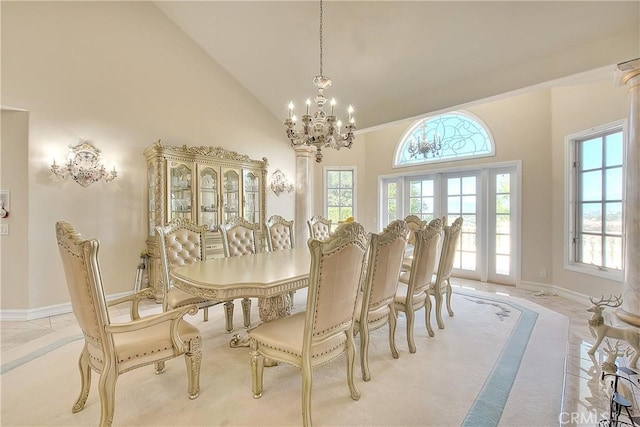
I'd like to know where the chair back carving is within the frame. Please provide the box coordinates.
[56,222,109,348]
[404,215,427,245]
[436,217,463,284]
[306,222,369,342]
[407,218,443,296]
[265,215,294,252]
[362,220,409,315]
[220,217,259,257]
[157,218,208,311]
[307,214,332,240]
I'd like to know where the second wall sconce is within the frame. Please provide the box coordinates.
[51,140,117,187]
[270,169,294,196]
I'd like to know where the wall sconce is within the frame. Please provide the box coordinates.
[51,140,117,187]
[270,169,294,196]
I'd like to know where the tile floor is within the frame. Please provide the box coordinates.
[2,278,639,426]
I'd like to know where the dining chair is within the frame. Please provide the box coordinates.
[157,218,239,333]
[430,216,464,330]
[394,218,443,352]
[401,215,427,271]
[307,214,332,240]
[265,214,295,251]
[220,216,260,329]
[248,221,369,427]
[353,219,408,381]
[55,221,201,427]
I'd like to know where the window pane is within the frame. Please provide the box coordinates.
[448,178,460,195]
[410,182,421,197]
[495,255,510,275]
[327,189,340,206]
[605,167,623,200]
[448,196,461,213]
[327,207,340,222]
[461,232,476,252]
[340,189,353,206]
[581,234,602,266]
[462,176,476,194]
[410,198,421,213]
[581,137,602,170]
[462,196,476,213]
[605,236,622,270]
[339,207,353,221]
[496,173,510,193]
[605,133,623,167]
[327,171,339,187]
[388,199,396,214]
[605,202,622,234]
[340,171,353,188]
[496,234,510,254]
[421,198,433,213]
[581,203,602,233]
[496,194,510,214]
[461,251,476,270]
[462,214,477,233]
[496,214,510,234]
[581,171,602,201]
[422,180,434,196]
[388,183,397,198]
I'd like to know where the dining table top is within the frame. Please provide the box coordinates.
[170,248,312,301]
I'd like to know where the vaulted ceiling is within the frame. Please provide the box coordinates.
[155,1,639,132]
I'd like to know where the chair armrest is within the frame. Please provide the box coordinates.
[105,305,198,351]
[108,288,155,320]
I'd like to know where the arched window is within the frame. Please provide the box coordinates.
[394,111,494,167]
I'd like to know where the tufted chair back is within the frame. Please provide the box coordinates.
[157,219,207,312]
[220,217,259,257]
[307,214,332,240]
[265,215,294,252]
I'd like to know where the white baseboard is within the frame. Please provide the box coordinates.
[0,291,134,321]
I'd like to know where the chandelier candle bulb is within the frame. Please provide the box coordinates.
[306,99,310,115]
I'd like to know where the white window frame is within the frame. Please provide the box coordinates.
[323,166,357,229]
[564,119,626,282]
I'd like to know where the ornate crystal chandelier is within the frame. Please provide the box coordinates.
[407,126,443,159]
[284,0,355,163]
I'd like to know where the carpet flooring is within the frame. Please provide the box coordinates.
[0,288,568,426]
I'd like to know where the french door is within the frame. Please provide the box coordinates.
[383,164,518,285]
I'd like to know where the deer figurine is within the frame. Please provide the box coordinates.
[587,294,640,367]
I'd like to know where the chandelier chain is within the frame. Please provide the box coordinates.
[319,0,323,76]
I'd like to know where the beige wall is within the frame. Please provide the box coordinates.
[318,83,628,296]
[1,1,294,313]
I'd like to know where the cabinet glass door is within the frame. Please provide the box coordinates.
[169,162,193,222]
[243,170,260,224]
[148,162,156,236]
[223,169,240,223]
[198,166,218,231]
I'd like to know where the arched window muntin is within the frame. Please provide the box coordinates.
[393,111,495,168]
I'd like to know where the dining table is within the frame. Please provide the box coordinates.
[170,248,312,348]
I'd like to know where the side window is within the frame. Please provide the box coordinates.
[567,124,625,279]
[324,167,356,230]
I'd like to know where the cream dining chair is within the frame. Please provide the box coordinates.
[265,214,294,252]
[55,221,201,427]
[401,214,427,271]
[353,219,408,381]
[306,214,332,240]
[394,218,443,352]
[157,218,240,333]
[248,221,369,427]
[429,216,464,330]
[220,216,260,329]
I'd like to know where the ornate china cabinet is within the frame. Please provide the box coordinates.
[144,140,268,300]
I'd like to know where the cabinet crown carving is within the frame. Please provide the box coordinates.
[148,139,267,166]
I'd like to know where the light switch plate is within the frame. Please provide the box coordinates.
[0,224,8,235]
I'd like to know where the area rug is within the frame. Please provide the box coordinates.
[0,288,568,426]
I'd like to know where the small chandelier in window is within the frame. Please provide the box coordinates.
[407,129,443,159]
